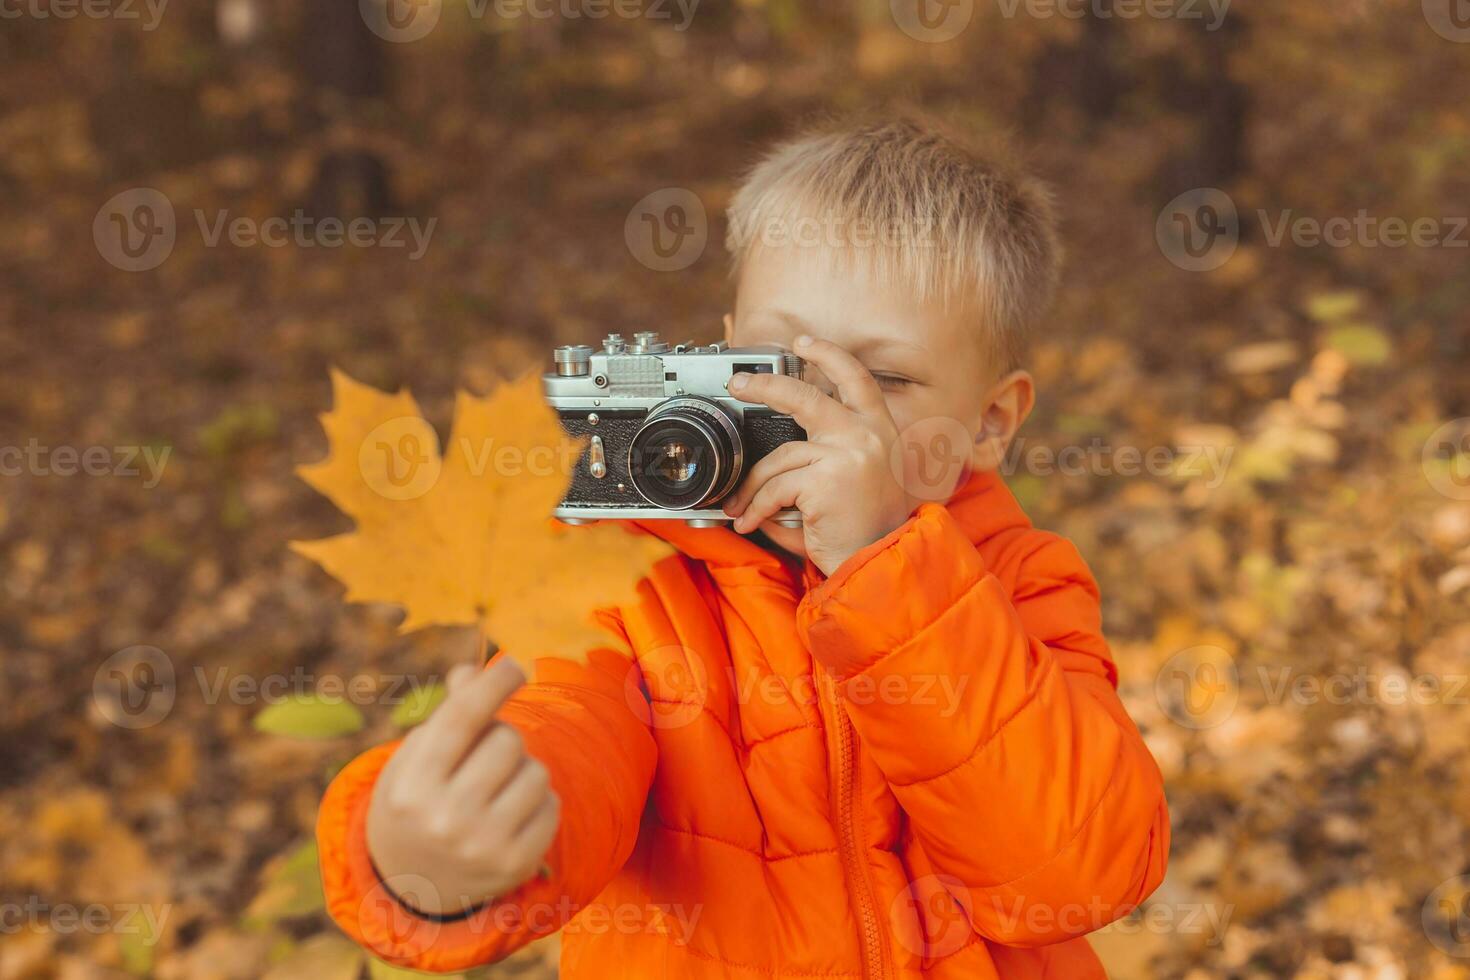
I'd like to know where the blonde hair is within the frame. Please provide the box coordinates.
[725,113,1060,372]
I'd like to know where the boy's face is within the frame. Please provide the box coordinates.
[724,243,1033,558]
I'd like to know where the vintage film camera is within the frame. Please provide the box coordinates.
[544,332,806,527]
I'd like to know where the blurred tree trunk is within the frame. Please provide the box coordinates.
[1023,5,1250,189]
[299,0,392,218]
[1021,0,1125,137]
[1164,12,1250,188]
[1076,0,1125,125]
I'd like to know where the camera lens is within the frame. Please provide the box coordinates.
[650,441,701,487]
[629,398,743,511]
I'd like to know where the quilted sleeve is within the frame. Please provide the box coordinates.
[797,504,1169,947]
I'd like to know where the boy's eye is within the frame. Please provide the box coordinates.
[871,373,915,390]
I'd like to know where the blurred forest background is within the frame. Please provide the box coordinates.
[2,0,1470,978]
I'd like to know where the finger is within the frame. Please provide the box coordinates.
[446,720,526,804]
[488,759,553,830]
[734,469,805,533]
[445,663,479,692]
[723,441,824,517]
[726,371,851,435]
[510,793,560,862]
[790,335,888,417]
[419,657,526,778]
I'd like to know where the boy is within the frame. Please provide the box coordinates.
[317,115,1170,978]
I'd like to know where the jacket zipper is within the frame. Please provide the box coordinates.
[821,669,891,980]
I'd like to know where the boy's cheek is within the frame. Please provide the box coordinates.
[892,417,975,500]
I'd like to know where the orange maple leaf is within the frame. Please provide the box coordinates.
[290,369,671,673]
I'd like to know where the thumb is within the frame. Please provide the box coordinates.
[445,662,480,693]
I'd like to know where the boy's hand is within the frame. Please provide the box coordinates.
[365,658,560,916]
[722,335,920,576]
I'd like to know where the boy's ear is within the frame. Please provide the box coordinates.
[722,313,734,345]
[971,370,1034,472]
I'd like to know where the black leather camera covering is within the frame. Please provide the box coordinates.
[559,409,805,508]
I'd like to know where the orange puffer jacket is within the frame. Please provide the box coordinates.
[317,470,1170,978]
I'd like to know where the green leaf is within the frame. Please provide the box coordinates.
[1054,414,1110,436]
[199,403,280,458]
[1325,323,1392,366]
[261,934,362,980]
[1006,472,1046,511]
[1304,290,1362,323]
[390,681,447,729]
[117,911,161,976]
[370,959,467,979]
[254,694,365,739]
[245,840,326,926]
[767,0,802,36]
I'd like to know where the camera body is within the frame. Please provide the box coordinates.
[544,332,806,527]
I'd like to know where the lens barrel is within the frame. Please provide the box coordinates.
[628,398,743,510]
